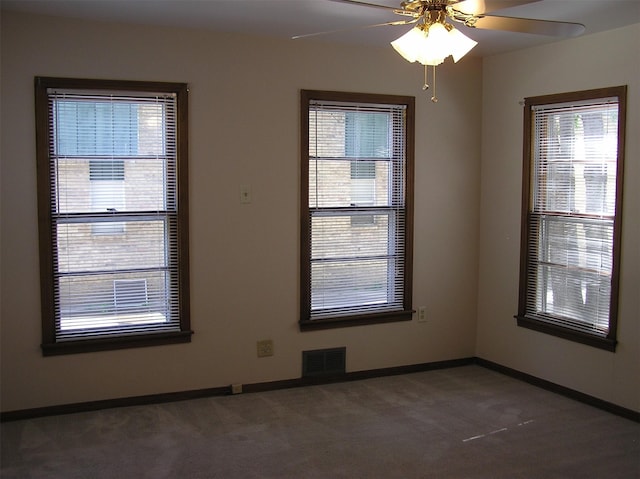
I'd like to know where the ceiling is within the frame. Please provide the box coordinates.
[2,0,639,57]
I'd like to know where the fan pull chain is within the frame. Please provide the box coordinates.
[422,64,429,91]
[431,65,438,103]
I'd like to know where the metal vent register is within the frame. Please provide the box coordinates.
[302,347,346,377]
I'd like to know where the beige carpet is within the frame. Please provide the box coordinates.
[1,365,639,478]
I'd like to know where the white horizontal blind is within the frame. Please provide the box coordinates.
[528,97,619,335]
[308,100,406,319]
[47,89,180,340]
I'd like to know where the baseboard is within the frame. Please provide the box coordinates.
[0,385,231,422]
[2,356,637,423]
[0,358,474,422]
[475,357,640,423]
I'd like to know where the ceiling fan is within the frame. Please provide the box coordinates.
[294,0,585,101]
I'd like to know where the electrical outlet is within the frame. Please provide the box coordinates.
[257,339,274,357]
[417,306,427,322]
[231,384,242,394]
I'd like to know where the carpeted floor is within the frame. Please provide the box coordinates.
[1,365,639,478]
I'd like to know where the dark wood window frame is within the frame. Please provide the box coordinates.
[300,90,415,331]
[35,77,192,355]
[516,86,626,351]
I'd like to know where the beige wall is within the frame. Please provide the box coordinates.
[477,24,640,412]
[1,12,482,412]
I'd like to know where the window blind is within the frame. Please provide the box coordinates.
[307,99,408,320]
[47,89,181,340]
[526,96,620,336]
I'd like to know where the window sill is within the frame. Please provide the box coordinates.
[515,315,616,352]
[41,330,193,356]
[300,309,413,331]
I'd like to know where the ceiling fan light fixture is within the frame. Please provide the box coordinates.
[391,20,476,67]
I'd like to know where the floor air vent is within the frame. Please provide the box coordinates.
[302,347,346,377]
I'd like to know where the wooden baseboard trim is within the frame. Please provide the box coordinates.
[475,357,639,423]
[0,385,230,422]
[0,358,474,422]
[230,358,477,396]
[2,356,637,423]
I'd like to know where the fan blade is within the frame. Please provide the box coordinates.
[292,19,418,40]
[325,0,399,13]
[472,15,585,36]
[452,0,542,15]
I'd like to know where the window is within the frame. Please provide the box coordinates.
[35,77,191,355]
[300,90,415,330]
[516,86,626,351]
